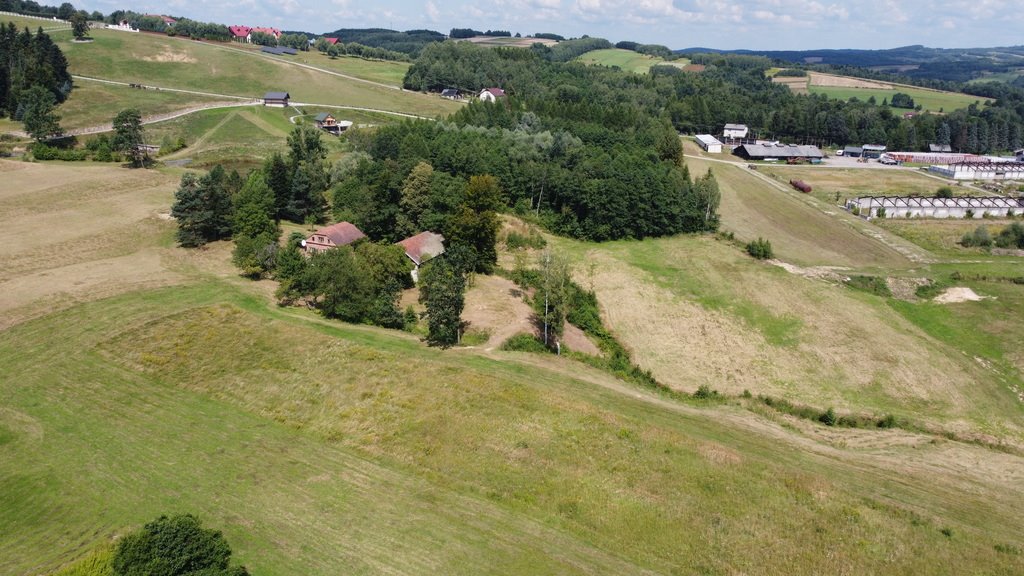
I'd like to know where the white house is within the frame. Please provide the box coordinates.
[479,87,506,102]
[723,123,748,139]
[695,134,723,153]
[848,196,1024,219]
[929,161,1024,180]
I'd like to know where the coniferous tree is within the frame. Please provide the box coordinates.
[20,84,61,141]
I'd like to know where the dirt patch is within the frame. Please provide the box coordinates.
[809,72,893,90]
[141,47,198,63]
[562,323,600,356]
[770,259,848,282]
[462,275,537,350]
[886,277,931,301]
[934,287,989,304]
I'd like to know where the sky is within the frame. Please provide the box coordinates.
[74,0,1024,50]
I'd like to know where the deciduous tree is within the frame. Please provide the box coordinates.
[419,257,466,347]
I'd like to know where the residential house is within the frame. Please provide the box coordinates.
[303,222,367,253]
[723,123,749,139]
[313,112,351,134]
[479,87,506,102]
[322,37,339,45]
[228,25,251,42]
[441,88,461,100]
[251,26,281,39]
[263,91,290,107]
[396,232,445,282]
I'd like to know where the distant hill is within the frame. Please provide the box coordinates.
[320,28,445,57]
[676,45,1024,83]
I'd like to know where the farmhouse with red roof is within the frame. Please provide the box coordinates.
[479,88,506,103]
[396,231,445,282]
[303,222,367,253]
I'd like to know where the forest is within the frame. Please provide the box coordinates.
[0,23,71,121]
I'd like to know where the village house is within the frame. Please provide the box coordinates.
[396,232,445,282]
[441,88,461,100]
[228,25,251,42]
[263,92,290,107]
[144,14,176,26]
[322,37,339,45]
[303,222,367,253]
[314,112,337,130]
[479,87,506,102]
[723,123,749,140]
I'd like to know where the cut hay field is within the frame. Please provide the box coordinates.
[56,79,229,130]
[758,165,950,205]
[684,156,925,268]
[2,160,1024,575]
[462,36,559,48]
[806,72,981,113]
[576,49,690,74]
[53,28,459,118]
[874,217,1022,256]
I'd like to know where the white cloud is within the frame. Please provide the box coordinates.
[425,0,441,22]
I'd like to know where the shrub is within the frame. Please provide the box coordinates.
[845,275,892,297]
[746,237,773,259]
[819,407,837,426]
[112,514,248,576]
[500,333,549,353]
[995,222,1024,249]
[505,229,546,250]
[940,527,954,538]
[935,186,954,198]
[877,414,898,428]
[692,384,719,399]
[965,208,975,219]
[875,207,887,218]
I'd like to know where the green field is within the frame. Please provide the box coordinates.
[1,15,70,32]
[2,159,1024,575]
[53,28,459,118]
[301,53,411,86]
[807,83,981,113]
[577,49,690,74]
[757,165,954,205]
[58,80,228,130]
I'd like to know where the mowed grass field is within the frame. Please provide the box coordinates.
[684,156,925,268]
[300,53,411,86]
[758,165,951,205]
[1,15,70,32]
[52,28,459,118]
[2,161,1024,574]
[577,49,690,74]
[57,80,229,129]
[806,73,981,113]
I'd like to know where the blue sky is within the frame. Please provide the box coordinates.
[76,0,1023,50]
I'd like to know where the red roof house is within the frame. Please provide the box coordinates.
[323,37,339,45]
[396,231,445,282]
[229,25,251,40]
[251,26,281,39]
[479,87,506,102]
[145,14,177,25]
[303,222,366,253]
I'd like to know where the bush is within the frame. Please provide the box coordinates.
[500,333,549,353]
[935,186,953,198]
[845,275,892,297]
[995,222,1024,249]
[819,407,837,426]
[112,514,248,576]
[746,237,773,259]
[692,384,720,399]
[965,208,975,219]
[876,207,887,218]
[505,229,547,250]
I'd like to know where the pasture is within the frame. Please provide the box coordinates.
[577,49,690,74]
[758,165,951,205]
[57,79,229,130]
[1,14,70,32]
[807,72,981,113]
[54,28,460,118]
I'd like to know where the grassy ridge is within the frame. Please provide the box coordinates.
[807,83,981,113]
[2,282,1022,575]
[577,48,690,74]
[53,28,459,118]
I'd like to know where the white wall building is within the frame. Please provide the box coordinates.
[848,196,1024,219]
[723,123,748,139]
[695,134,723,153]
[929,162,1024,180]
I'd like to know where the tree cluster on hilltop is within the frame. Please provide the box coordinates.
[0,23,71,126]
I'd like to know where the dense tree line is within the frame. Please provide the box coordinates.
[0,23,70,125]
[320,28,444,58]
[313,38,409,62]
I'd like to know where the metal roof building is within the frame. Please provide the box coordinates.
[695,134,723,153]
[848,196,1024,219]
[929,162,1024,180]
[733,143,823,161]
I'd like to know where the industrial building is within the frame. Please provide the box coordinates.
[861,144,887,158]
[848,196,1024,219]
[733,143,823,161]
[928,162,1024,180]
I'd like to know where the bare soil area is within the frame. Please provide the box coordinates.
[809,72,893,89]
[935,286,988,304]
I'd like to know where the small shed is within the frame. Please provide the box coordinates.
[263,91,290,107]
[441,88,461,100]
[695,134,723,153]
[396,231,446,282]
[303,222,366,253]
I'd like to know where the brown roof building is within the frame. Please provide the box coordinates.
[303,222,366,253]
[396,231,445,282]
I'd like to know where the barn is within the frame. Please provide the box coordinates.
[723,123,748,139]
[263,91,290,107]
[733,143,823,161]
[848,196,1024,219]
[302,222,367,253]
[695,134,723,153]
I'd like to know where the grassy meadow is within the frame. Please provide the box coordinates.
[577,49,690,74]
[806,81,981,113]
[58,80,229,129]
[757,165,954,205]
[52,28,459,118]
